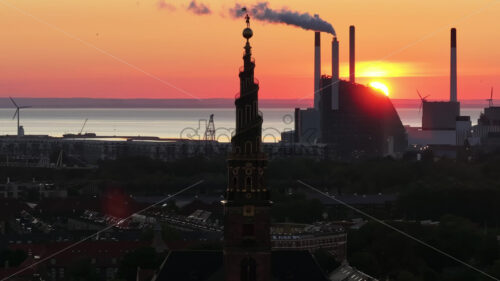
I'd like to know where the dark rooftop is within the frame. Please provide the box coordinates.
[155,250,329,281]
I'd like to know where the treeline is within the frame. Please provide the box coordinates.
[2,153,500,225]
[348,215,500,281]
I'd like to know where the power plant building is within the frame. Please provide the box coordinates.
[293,32,323,144]
[420,28,461,134]
[422,101,460,130]
[319,77,407,158]
[407,28,475,152]
[471,106,500,150]
[294,26,407,159]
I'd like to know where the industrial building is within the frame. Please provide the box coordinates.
[294,26,407,159]
[422,101,460,130]
[417,29,463,139]
[470,106,500,151]
[0,135,332,168]
[0,179,67,199]
[292,32,323,144]
[293,107,320,143]
[319,78,407,158]
[407,28,475,156]
[481,106,500,125]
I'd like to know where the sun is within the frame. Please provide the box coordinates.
[369,81,390,97]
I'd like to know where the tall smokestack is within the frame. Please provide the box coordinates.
[450,28,457,102]
[331,36,339,110]
[349,25,355,83]
[314,31,321,109]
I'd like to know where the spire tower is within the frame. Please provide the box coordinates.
[223,14,272,281]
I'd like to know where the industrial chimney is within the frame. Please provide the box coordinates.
[314,31,321,109]
[349,25,355,83]
[450,28,457,102]
[331,36,339,110]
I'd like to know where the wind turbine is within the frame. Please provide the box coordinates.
[10,97,31,136]
[486,87,494,107]
[416,90,430,112]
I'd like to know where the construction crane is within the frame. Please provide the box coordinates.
[204,114,216,141]
[79,118,88,135]
[486,87,494,107]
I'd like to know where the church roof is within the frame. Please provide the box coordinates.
[153,250,330,281]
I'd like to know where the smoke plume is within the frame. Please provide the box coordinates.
[230,2,335,35]
[157,0,176,11]
[187,0,212,15]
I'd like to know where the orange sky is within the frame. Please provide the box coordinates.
[0,0,499,101]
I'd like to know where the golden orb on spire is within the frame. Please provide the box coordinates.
[243,27,253,39]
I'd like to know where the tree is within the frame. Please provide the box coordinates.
[67,258,100,281]
[117,247,163,281]
[395,270,422,281]
[313,249,340,274]
[0,249,27,267]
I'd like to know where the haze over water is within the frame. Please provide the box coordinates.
[0,107,484,140]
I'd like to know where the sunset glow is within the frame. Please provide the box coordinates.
[340,61,419,78]
[0,0,499,100]
[369,81,390,96]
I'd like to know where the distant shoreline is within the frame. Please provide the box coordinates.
[0,98,494,109]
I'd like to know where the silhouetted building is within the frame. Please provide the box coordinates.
[294,108,320,143]
[471,106,500,150]
[480,107,500,126]
[330,263,378,281]
[279,130,294,143]
[0,179,67,200]
[223,15,272,280]
[456,115,472,145]
[319,77,407,159]
[422,101,460,130]
[152,15,329,281]
[271,223,347,262]
[401,28,469,155]
[0,241,147,281]
[290,26,405,159]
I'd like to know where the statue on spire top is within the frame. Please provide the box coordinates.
[245,13,250,27]
[242,9,253,41]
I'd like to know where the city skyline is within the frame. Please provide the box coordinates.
[1,5,500,281]
[1,0,499,100]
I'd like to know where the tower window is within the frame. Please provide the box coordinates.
[245,176,252,189]
[238,109,243,128]
[245,105,251,123]
[241,257,257,281]
[245,142,252,154]
[242,224,254,236]
[243,205,255,217]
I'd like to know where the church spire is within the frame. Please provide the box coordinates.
[243,14,253,42]
[242,14,254,66]
[223,12,271,281]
